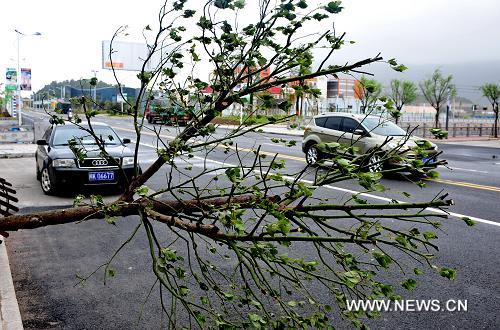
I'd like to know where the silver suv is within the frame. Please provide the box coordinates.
[302,113,439,171]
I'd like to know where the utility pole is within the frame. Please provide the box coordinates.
[445,87,451,131]
[91,70,98,108]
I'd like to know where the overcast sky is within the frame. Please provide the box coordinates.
[1,0,499,93]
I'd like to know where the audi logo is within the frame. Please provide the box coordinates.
[92,159,109,166]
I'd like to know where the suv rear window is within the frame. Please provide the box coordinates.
[315,117,327,127]
[324,116,342,130]
[341,118,361,133]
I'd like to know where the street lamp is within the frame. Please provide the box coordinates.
[14,29,42,126]
[445,86,451,131]
[91,70,99,108]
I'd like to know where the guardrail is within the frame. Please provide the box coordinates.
[405,123,497,138]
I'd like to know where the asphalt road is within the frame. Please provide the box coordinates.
[5,111,500,329]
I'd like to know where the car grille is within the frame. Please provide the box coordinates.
[78,158,120,168]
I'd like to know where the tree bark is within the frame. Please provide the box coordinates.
[434,103,440,128]
[0,195,279,232]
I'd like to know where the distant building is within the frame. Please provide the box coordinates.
[326,78,362,113]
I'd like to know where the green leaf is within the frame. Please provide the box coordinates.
[183,9,196,18]
[461,217,475,226]
[223,292,234,301]
[439,267,457,281]
[106,267,116,278]
[312,13,329,21]
[214,0,231,9]
[379,284,393,297]
[423,231,438,240]
[179,286,190,296]
[287,300,298,307]
[105,216,117,225]
[248,313,266,326]
[429,128,448,139]
[343,271,361,288]
[233,0,245,9]
[225,167,241,183]
[297,0,308,9]
[388,58,398,66]
[414,268,424,275]
[134,185,149,197]
[426,170,439,179]
[392,64,408,72]
[373,252,392,269]
[324,1,343,14]
[402,278,417,291]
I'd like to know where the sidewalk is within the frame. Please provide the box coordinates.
[0,239,23,330]
[0,145,33,329]
[436,138,500,149]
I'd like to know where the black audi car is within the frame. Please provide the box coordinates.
[35,122,140,195]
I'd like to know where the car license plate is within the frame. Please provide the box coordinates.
[89,171,114,182]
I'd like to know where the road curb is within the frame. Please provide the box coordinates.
[0,240,23,330]
[0,153,35,159]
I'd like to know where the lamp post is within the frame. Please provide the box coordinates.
[445,87,451,131]
[14,29,41,126]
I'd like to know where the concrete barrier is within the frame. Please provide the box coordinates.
[0,119,35,144]
[0,132,34,144]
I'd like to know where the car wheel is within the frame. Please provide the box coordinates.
[367,153,384,172]
[40,166,55,195]
[305,144,321,165]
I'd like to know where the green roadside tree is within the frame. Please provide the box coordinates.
[419,69,455,129]
[354,76,382,114]
[0,1,470,328]
[387,79,418,124]
[480,83,500,138]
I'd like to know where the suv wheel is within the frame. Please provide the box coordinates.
[305,144,321,165]
[367,153,384,172]
[40,166,55,195]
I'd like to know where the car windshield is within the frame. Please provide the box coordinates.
[52,126,122,146]
[361,117,407,136]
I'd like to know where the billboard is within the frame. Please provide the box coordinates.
[102,40,162,72]
[5,68,17,90]
[20,68,31,91]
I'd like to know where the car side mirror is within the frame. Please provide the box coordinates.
[122,138,131,144]
[36,139,47,146]
[353,129,366,136]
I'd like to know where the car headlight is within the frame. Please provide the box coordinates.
[122,157,135,166]
[387,142,409,150]
[387,142,398,149]
[52,159,76,168]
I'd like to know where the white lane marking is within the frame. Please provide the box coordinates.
[450,167,489,174]
[285,178,500,228]
[135,142,500,228]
